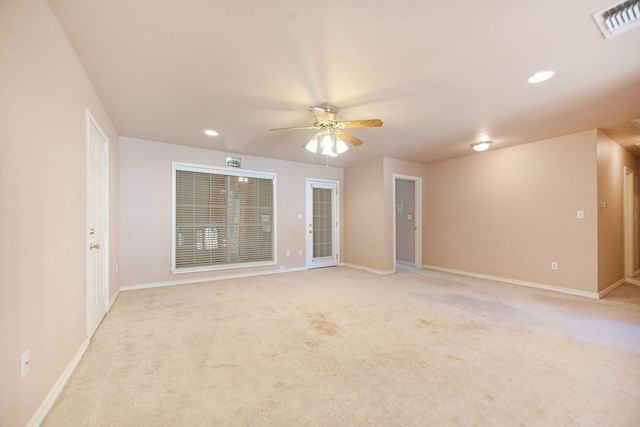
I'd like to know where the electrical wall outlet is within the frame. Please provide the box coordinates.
[21,350,30,378]
[551,262,558,270]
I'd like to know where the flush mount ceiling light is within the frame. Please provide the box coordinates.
[528,70,555,84]
[471,141,493,152]
[204,129,219,136]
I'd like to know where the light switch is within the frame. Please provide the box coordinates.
[577,210,584,219]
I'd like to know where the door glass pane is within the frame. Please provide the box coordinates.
[313,187,332,258]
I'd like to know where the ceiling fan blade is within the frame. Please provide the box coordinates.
[270,125,317,131]
[339,130,364,147]
[340,119,383,128]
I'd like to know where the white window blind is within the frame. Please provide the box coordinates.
[172,163,275,272]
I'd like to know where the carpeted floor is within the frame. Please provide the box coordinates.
[43,267,640,426]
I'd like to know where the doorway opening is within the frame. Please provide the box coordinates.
[623,166,635,278]
[393,175,422,271]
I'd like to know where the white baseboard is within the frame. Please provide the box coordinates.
[598,278,627,298]
[396,260,416,267]
[120,266,308,291]
[423,265,600,299]
[26,338,90,427]
[342,263,395,275]
[108,288,120,310]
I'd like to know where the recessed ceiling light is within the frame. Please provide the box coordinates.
[471,141,492,152]
[528,70,555,84]
[204,129,219,136]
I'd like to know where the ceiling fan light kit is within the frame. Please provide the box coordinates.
[305,131,350,157]
[272,105,383,158]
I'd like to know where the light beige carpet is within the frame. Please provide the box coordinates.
[44,267,640,426]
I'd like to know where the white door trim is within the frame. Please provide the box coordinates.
[393,174,422,271]
[306,178,339,269]
[623,166,634,278]
[86,109,109,338]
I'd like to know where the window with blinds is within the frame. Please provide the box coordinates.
[172,163,276,272]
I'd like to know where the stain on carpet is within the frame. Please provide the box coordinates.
[418,318,432,327]
[309,312,341,335]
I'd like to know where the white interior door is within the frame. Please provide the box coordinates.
[306,179,338,268]
[86,110,109,337]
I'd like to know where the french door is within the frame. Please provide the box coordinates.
[306,179,338,268]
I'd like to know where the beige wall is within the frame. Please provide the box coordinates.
[343,158,386,271]
[423,131,599,293]
[0,1,119,425]
[118,137,343,287]
[343,157,428,273]
[597,130,639,292]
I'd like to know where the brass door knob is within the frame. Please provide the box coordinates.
[90,243,100,250]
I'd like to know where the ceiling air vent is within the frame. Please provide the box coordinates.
[593,0,640,38]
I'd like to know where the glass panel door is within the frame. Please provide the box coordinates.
[306,179,338,268]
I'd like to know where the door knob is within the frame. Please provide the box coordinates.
[90,243,100,250]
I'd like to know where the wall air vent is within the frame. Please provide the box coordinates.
[593,0,640,38]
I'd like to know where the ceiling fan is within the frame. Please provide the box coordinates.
[270,105,383,156]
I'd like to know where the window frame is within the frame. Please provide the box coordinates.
[171,161,277,274]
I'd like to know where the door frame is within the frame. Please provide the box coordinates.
[305,178,339,268]
[393,174,422,271]
[85,109,109,338]
[623,166,635,277]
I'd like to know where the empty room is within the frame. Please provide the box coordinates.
[2,0,640,425]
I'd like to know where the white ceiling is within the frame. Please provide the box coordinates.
[48,0,640,167]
